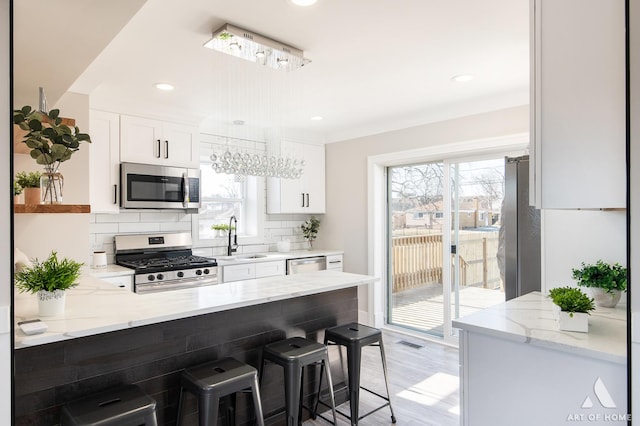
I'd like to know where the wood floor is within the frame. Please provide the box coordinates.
[304,329,460,426]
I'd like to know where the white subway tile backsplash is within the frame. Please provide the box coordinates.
[140,212,187,222]
[90,223,120,234]
[95,212,141,223]
[159,222,192,232]
[118,223,161,233]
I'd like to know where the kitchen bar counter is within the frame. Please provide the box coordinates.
[452,291,626,364]
[454,292,627,425]
[14,269,373,348]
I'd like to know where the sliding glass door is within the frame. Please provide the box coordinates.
[387,156,507,343]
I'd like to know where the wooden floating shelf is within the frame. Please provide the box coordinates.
[14,204,91,214]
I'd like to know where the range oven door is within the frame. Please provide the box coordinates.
[120,162,200,210]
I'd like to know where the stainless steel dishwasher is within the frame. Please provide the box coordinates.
[286,256,327,274]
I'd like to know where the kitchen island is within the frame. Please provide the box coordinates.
[453,291,627,426]
[14,270,374,425]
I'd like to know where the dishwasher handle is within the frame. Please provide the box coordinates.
[286,256,327,274]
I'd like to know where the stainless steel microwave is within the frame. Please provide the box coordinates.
[120,162,201,211]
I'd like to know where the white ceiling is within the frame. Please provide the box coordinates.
[15,0,530,143]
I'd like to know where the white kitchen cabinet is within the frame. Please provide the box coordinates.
[89,110,120,213]
[222,263,256,283]
[222,260,287,283]
[255,260,286,278]
[100,275,133,292]
[267,141,326,214]
[120,115,198,168]
[530,0,626,209]
[325,254,343,271]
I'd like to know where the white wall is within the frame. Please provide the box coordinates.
[1,0,12,422]
[542,210,627,294]
[13,92,92,263]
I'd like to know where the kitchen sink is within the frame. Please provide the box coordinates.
[218,254,269,261]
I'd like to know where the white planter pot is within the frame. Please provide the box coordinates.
[37,290,66,317]
[557,311,589,333]
[589,288,622,308]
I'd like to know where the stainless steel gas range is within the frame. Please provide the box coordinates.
[114,232,218,294]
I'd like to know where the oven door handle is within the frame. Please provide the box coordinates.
[182,173,189,207]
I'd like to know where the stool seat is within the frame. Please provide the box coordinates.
[324,323,382,346]
[321,323,396,425]
[177,357,264,426]
[260,337,337,426]
[263,336,327,363]
[60,384,157,426]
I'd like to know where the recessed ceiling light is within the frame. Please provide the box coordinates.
[154,83,175,91]
[232,119,245,126]
[451,74,474,83]
[290,0,318,6]
[311,116,323,121]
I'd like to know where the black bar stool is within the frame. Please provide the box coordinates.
[176,357,265,426]
[260,336,337,426]
[60,384,158,426]
[318,323,396,425]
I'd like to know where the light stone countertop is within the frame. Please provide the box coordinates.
[14,269,373,349]
[452,291,627,364]
[213,249,344,266]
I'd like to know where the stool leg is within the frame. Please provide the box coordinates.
[378,338,397,423]
[200,394,220,426]
[346,343,362,426]
[322,353,338,426]
[313,360,324,418]
[284,364,302,426]
[250,375,265,426]
[176,387,186,426]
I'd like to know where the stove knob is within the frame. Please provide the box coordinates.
[203,269,210,275]
[147,275,155,281]
[177,271,184,278]
[157,274,164,281]
[196,269,203,276]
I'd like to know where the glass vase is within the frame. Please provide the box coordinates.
[40,172,64,204]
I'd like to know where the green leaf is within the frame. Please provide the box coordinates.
[48,109,59,119]
[20,105,32,115]
[28,119,42,131]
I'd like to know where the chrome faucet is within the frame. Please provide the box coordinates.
[227,215,238,256]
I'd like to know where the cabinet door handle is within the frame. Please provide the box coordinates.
[156,139,161,158]
[113,184,118,205]
[164,140,169,159]
[301,193,305,208]
[305,193,310,207]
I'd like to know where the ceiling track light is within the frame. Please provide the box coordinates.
[204,23,310,71]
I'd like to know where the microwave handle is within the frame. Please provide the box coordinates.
[182,173,190,207]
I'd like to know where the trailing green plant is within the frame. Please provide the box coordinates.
[571,260,627,294]
[300,216,320,242]
[14,251,83,294]
[548,286,595,317]
[210,224,235,231]
[13,106,91,174]
[13,181,23,196]
[15,171,41,188]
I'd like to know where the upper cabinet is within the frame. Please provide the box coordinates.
[120,115,198,168]
[530,0,626,209]
[267,141,326,214]
[89,110,120,213]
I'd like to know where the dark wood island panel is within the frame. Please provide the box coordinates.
[14,287,357,425]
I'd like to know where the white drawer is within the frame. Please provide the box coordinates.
[222,263,256,283]
[255,260,286,278]
[101,275,133,292]
[326,254,343,271]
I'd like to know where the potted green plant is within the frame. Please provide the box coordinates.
[300,216,320,249]
[571,260,627,308]
[14,251,83,316]
[13,106,91,204]
[548,286,594,332]
[15,171,41,205]
[13,181,23,204]
[211,223,230,237]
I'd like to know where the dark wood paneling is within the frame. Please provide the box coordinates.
[14,287,357,426]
